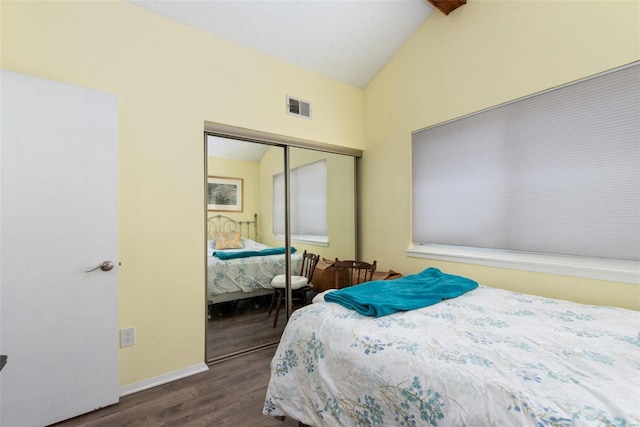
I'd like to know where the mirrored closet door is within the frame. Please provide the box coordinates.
[205,133,357,362]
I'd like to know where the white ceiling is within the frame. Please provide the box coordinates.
[128,0,434,88]
[207,135,270,161]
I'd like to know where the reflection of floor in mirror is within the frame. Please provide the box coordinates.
[208,294,271,319]
[208,295,287,361]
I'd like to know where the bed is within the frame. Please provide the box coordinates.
[264,269,640,426]
[207,214,302,304]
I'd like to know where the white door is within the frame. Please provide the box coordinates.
[0,71,119,426]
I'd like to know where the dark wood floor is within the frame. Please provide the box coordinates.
[207,296,287,360]
[53,296,295,426]
[53,345,299,427]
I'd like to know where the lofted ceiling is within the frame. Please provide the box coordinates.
[128,0,436,89]
[207,135,270,161]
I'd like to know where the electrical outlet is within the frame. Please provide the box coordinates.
[120,327,135,348]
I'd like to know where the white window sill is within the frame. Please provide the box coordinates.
[406,244,640,285]
[273,234,329,247]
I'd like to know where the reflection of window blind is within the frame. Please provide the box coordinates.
[412,63,640,261]
[273,160,327,236]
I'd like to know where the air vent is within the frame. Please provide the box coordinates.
[286,96,311,118]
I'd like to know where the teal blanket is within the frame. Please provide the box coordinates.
[323,267,478,317]
[213,247,296,260]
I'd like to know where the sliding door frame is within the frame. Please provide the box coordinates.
[204,122,362,361]
[205,122,362,158]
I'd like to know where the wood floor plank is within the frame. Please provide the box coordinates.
[52,346,299,427]
[208,301,286,360]
[52,299,299,426]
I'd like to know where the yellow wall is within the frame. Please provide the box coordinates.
[3,0,639,392]
[207,157,261,233]
[258,146,284,245]
[1,1,364,387]
[361,0,640,310]
[314,150,357,261]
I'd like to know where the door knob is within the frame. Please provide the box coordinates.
[85,261,115,273]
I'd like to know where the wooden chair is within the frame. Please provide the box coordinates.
[332,258,377,289]
[268,250,320,328]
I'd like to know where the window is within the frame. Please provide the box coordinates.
[273,160,328,244]
[410,63,639,283]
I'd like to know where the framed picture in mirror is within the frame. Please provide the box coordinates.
[207,176,243,212]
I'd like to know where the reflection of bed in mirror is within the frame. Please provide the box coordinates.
[207,214,302,305]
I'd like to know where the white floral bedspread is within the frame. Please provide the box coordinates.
[264,285,640,426]
[207,240,302,298]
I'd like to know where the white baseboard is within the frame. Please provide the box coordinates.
[119,362,209,397]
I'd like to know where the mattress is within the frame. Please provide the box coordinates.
[264,284,640,426]
[207,238,302,302]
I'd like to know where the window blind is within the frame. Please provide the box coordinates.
[412,63,640,262]
[273,160,327,237]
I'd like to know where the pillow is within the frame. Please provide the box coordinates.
[215,231,243,250]
[313,289,337,304]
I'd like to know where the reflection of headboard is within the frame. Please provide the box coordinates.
[207,213,259,242]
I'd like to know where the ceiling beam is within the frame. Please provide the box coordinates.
[426,0,466,16]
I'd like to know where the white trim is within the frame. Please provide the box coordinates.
[406,244,640,285]
[273,233,329,247]
[204,122,362,158]
[119,362,209,397]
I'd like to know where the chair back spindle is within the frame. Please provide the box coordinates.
[300,251,320,281]
[332,259,377,288]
